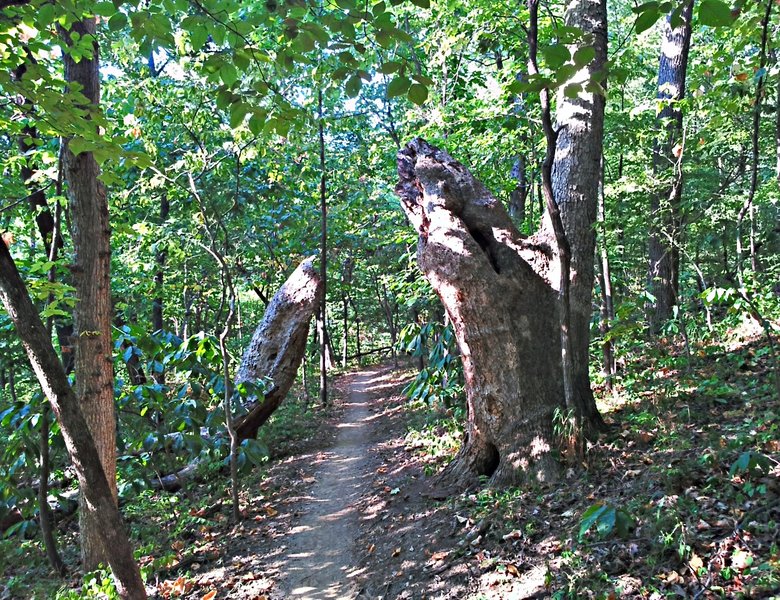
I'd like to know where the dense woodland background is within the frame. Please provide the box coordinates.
[0,0,778,597]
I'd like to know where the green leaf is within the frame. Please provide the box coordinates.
[572,46,595,68]
[108,12,128,31]
[542,44,570,69]
[229,101,250,129]
[68,136,94,156]
[387,75,411,98]
[635,8,660,34]
[698,0,733,27]
[408,0,430,7]
[36,3,55,27]
[190,25,209,50]
[411,73,434,86]
[563,83,581,99]
[631,1,658,13]
[93,2,116,17]
[345,74,362,98]
[407,83,428,105]
[293,31,315,52]
[379,60,402,74]
[579,503,607,540]
[220,63,239,87]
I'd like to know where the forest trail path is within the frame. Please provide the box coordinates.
[273,367,383,599]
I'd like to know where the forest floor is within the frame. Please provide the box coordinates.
[2,327,780,599]
[146,337,778,600]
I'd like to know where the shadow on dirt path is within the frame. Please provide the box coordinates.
[272,368,385,599]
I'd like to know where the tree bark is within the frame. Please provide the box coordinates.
[397,139,564,487]
[647,1,694,329]
[736,0,772,283]
[597,164,617,390]
[548,0,608,433]
[0,242,146,600]
[61,17,117,571]
[318,90,328,407]
[776,65,780,184]
[234,258,323,441]
[152,195,169,335]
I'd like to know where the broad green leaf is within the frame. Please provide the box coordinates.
[293,31,315,52]
[220,63,239,87]
[635,7,660,33]
[409,0,430,7]
[412,73,434,86]
[190,24,209,50]
[698,0,733,27]
[108,12,128,31]
[563,83,582,99]
[379,61,402,74]
[92,2,116,17]
[542,44,570,69]
[229,102,250,129]
[572,46,596,68]
[345,74,362,98]
[631,1,659,14]
[407,83,428,105]
[387,75,411,97]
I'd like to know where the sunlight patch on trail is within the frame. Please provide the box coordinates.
[274,369,381,600]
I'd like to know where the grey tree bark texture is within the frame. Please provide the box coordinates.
[234,257,323,441]
[397,138,567,487]
[61,16,118,571]
[0,242,146,600]
[543,0,608,433]
[647,1,694,329]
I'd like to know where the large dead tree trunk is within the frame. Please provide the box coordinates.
[397,138,564,487]
[233,257,322,441]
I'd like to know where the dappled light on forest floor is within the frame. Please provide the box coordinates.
[272,368,383,599]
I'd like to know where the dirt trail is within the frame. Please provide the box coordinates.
[273,368,382,599]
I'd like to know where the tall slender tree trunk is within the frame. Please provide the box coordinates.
[318,90,328,406]
[0,243,146,600]
[549,0,608,434]
[648,1,694,329]
[38,406,66,575]
[775,65,780,183]
[152,196,169,335]
[597,165,617,390]
[341,292,349,368]
[11,59,66,575]
[61,17,117,572]
[737,0,773,283]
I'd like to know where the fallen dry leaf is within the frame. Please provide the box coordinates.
[732,549,753,570]
[689,553,704,572]
[202,591,217,600]
[367,544,375,554]
[392,547,401,557]
[265,506,278,517]
[506,563,520,577]
[431,551,448,561]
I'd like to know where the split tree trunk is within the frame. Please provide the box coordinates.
[0,243,146,600]
[233,258,323,441]
[647,1,694,329]
[396,139,564,487]
[61,17,118,572]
